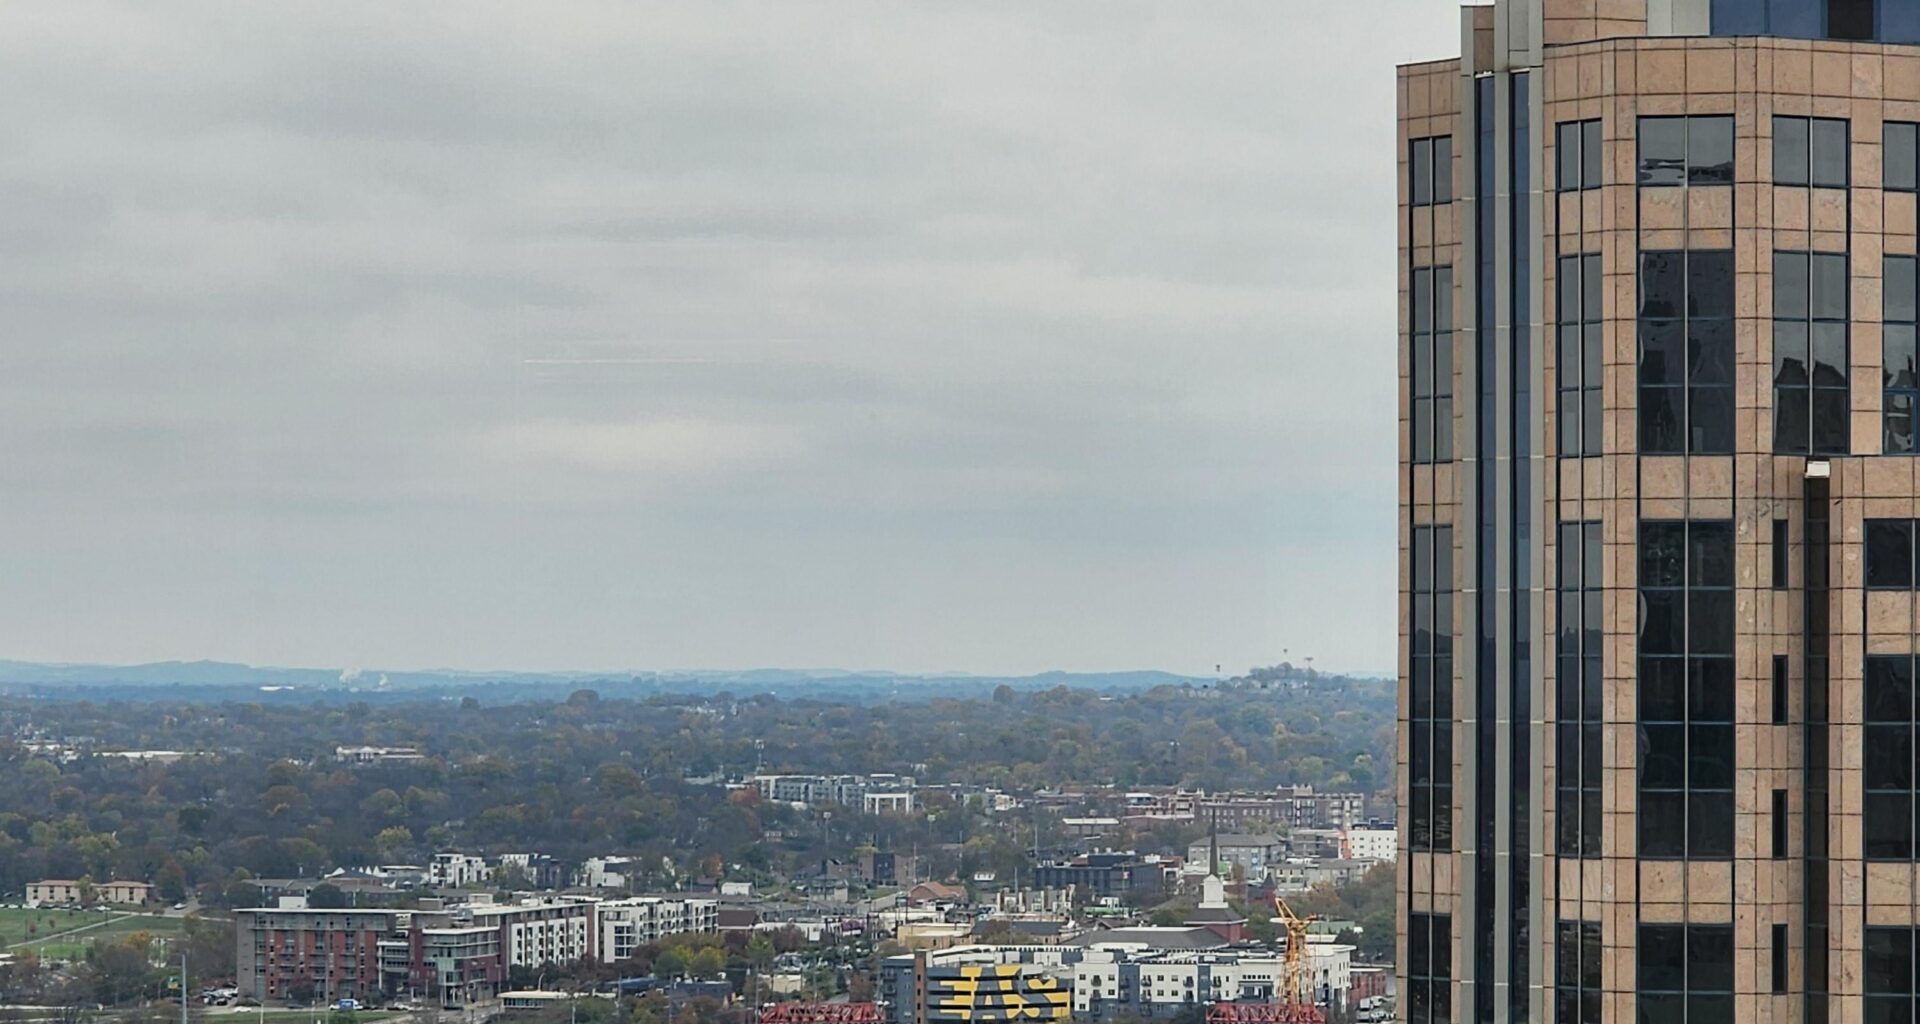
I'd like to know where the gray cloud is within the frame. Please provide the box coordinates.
[0,0,1459,676]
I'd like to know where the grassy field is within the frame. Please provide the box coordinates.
[0,907,185,956]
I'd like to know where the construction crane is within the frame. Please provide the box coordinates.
[1205,893,1326,1024]
[1271,891,1321,1011]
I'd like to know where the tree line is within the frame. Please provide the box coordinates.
[0,676,1390,904]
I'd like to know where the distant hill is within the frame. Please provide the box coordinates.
[0,658,1214,704]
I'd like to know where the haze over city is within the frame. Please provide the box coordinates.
[1,1,1459,678]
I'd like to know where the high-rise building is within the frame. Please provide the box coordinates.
[1396,3,1920,1022]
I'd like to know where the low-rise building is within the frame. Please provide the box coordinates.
[862,790,916,815]
[574,856,642,891]
[1186,834,1285,880]
[1032,853,1162,901]
[1120,788,1369,832]
[1061,817,1122,839]
[754,773,917,810]
[27,879,151,906]
[335,746,428,766]
[1267,858,1374,894]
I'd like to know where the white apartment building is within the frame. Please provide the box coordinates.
[335,746,427,765]
[596,897,720,962]
[1343,826,1398,863]
[574,856,642,891]
[862,790,916,815]
[429,852,491,888]
[1116,943,1350,1013]
[469,899,596,969]
[754,773,917,810]
[880,943,1355,1023]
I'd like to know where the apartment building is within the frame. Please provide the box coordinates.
[754,773,917,810]
[1343,826,1399,864]
[1184,834,1286,880]
[466,898,595,971]
[239,897,594,1007]
[236,905,402,1004]
[495,853,566,889]
[1119,788,1368,830]
[427,852,490,889]
[26,879,151,906]
[596,897,720,962]
[877,943,1354,1024]
[1031,852,1164,900]
[1394,1,1920,1020]
[574,855,642,891]
[334,746,427,766]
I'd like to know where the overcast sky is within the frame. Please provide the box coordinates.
[0,1,1461,678]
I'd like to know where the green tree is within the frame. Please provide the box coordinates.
[690,947,726,979]
[80,932,156,1005]
[653,947,689,980]
[155,861,188,903]
[375,825,414,857]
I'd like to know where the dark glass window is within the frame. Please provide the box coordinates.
[1639,116,1733,187]
[1889,123,1918,191]
[1639,520,1734,859]
[1868,520,1918,589]
[1557,119,1603,192]
[1774,251,1850,456]
[1411,266,1454,464]
[1889,256,1919,454]
[1642,250,1735,454]
[1555,920,1601,1024]
[1775,117,1850,187]
[1773,924,1789,994]
[1639,924,1734,1024]
[1867,652,1920,860]
[1407,914,1452,1024]
[1411,136,1453,207]
[1830,0,1874,38]
[1773,788,1789,858]
[1867,929,1917,1024]
[1557,253,1603,457]
[1773,518,1789,588]
[1557,520,1603,858]
[1774,654,1790,725]
[1410,525,1454,852]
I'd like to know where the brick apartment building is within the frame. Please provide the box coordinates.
[236,896,643,1007]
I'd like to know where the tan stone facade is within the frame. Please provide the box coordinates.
[1398,3,1920,1023]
